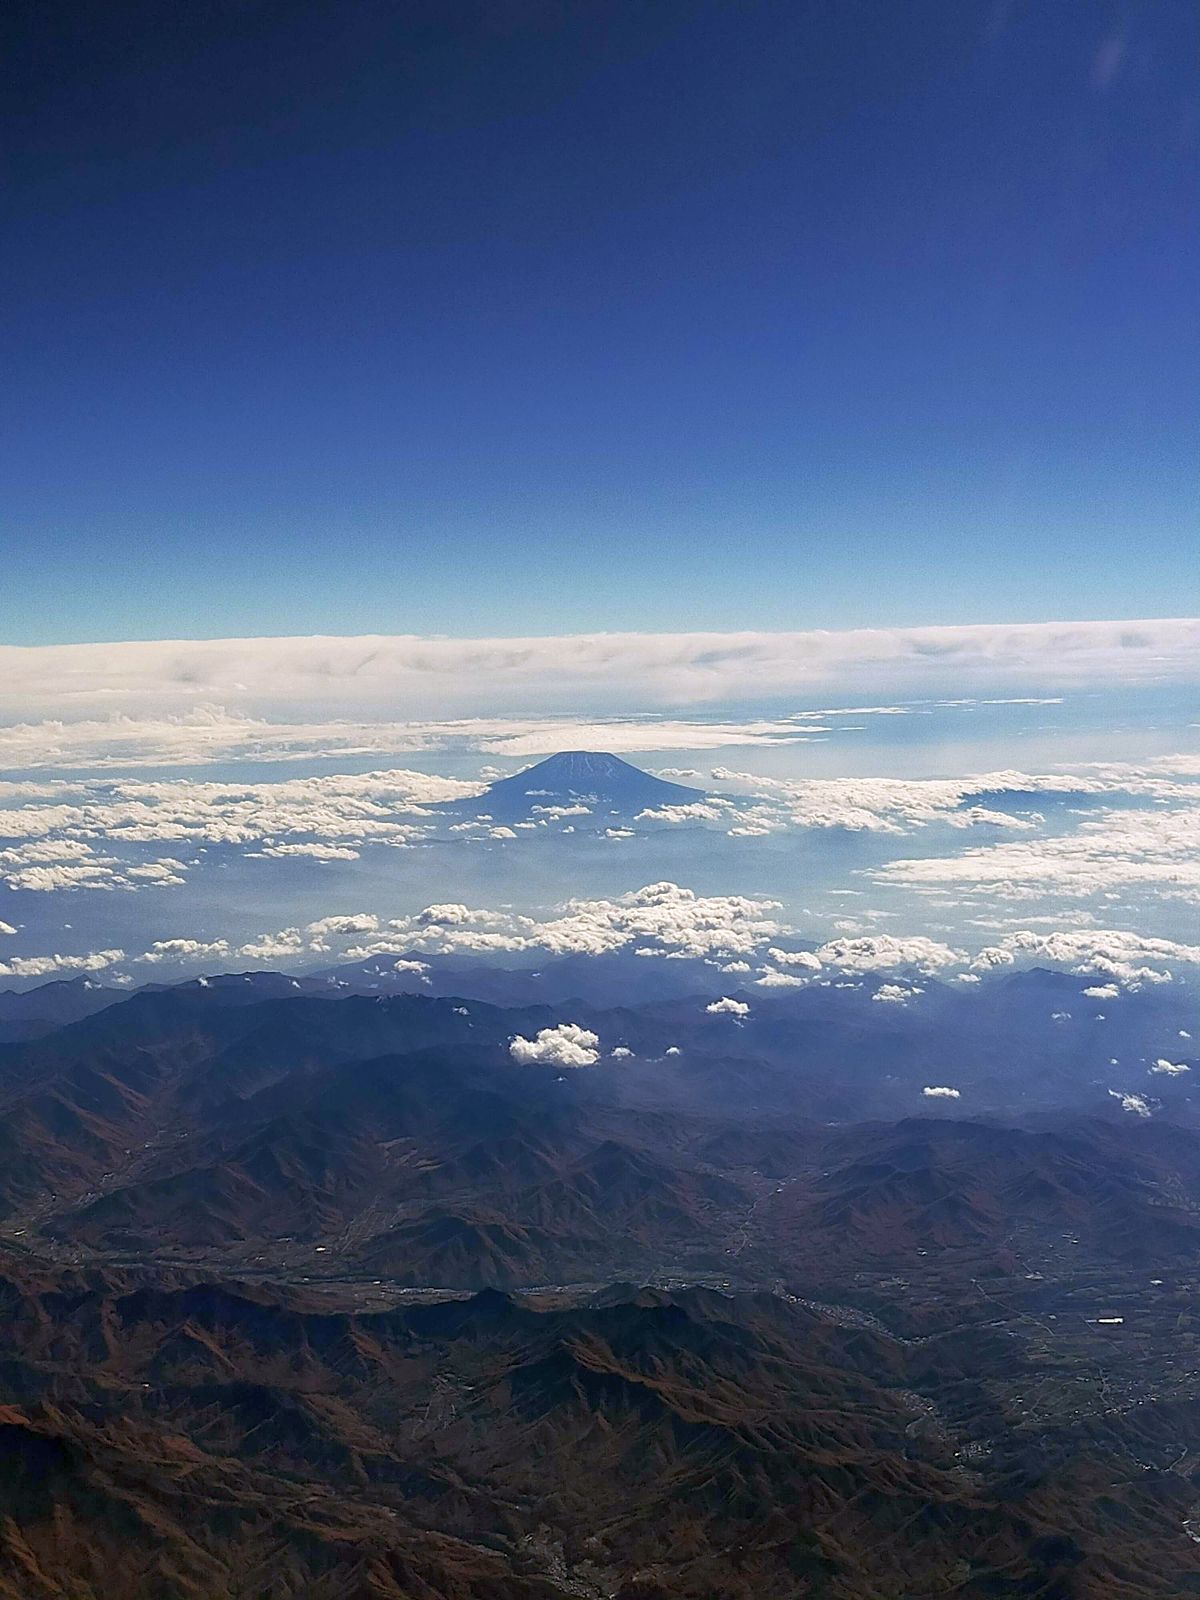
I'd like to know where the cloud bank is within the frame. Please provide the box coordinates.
[3,619,1196,727]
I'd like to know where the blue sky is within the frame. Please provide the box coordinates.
[2,0,1195,645]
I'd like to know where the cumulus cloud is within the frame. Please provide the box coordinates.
[140,938,230,964]
[878,801,1200,905]
[1150,1058,1190,1076]
[874,983,924,1004]
[1108,1090,1152,1117]
[0,948,124,979]
[636,801,732,824]
[766,946,823,971]
[306,914,381,936]
[509,1023,600,1068]
[817,934,963,974]
[922,1085,961,1098]
[253,842,360,861]
[0,836,188,893]
[389,882,784,963]
[706,996,749,1016]
[0,770,463,884]
[237,929,306,962]
[970,929,1200,986]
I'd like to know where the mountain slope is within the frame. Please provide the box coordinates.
[463,749,704,820]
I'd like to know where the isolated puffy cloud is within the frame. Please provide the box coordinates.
[1083,983,1120,999]
[706,996,749,1016]
[141,938,231,964]
[237,929,306,962]
[509,1023,600,1068]
[0,920,15,935]
[306,914,381,936]
[874,983,924,1004]
[1150,1058,1190,1076]
[922,1085,961,1099]
[1109,1090,1152,1117]
[412,903,506,927]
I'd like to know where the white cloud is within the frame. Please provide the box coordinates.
[306,914,381,936]
[636,801,731,824]
[237,929,306,962]
[4,622,1195,729]
[1083,983,1120,999]
[509,1023,600,1068]
[140,938,230,964]
[922,1085,961,1099]
[390,882,784,963]
[874,983,924,1004]
[971,929,1200,986]
[817,934,963,974]
[1150,1058,1190,1076]
[878,802,1200,905]
[0,707,811,770]
[1108,1089,1152,1116]
[766,946,823,971]
[253,842,361,861]
[754,968,810,988]
[0,948,124,979]
[0,920,15,935]
[706,996,749,1016]
[0,836,189,893]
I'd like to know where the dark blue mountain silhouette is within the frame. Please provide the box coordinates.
[468,750,704,820]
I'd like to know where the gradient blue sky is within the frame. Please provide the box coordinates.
[2,0,1195,645]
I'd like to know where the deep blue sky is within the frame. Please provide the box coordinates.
[2,0,1195,645]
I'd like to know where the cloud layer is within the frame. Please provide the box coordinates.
[3,619,1197,727]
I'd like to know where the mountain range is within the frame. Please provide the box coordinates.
[0,958,1198,1597]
